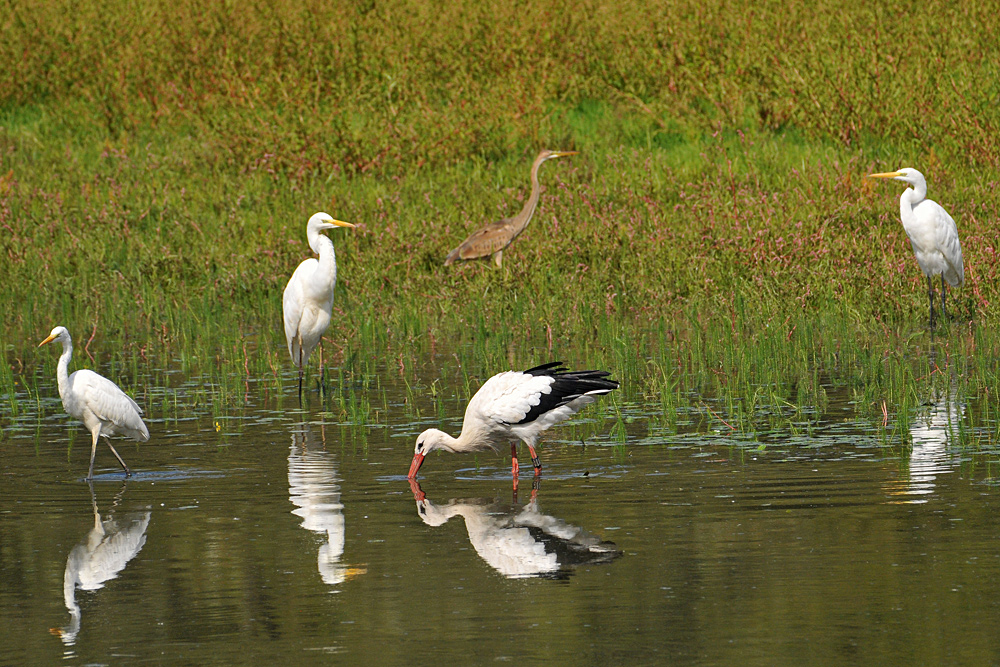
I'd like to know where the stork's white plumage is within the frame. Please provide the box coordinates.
[869,168,964,327]
[38,326,149,480]
[410,481,620,579]
[282,212,355,394]
[407,362,618,480]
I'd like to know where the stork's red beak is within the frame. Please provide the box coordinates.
[408,453,425,478]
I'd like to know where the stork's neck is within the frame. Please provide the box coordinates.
[55,338,73,399]
[309,232,338,287]
[899,185,925,231]
[510,155,548,238]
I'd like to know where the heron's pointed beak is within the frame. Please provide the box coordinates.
[331,219,355,228]
[869,171,903,179]
[408,452,425,478]
[553,151,578,158]
[38,334,57,347]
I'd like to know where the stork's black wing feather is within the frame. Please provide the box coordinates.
[515,364,619,425]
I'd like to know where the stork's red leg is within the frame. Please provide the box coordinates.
[528,444,541,474]
[510,443,519,478]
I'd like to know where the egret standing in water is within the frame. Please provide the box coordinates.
[869,168,964,327]
[38,327,149,480]
[408,362,618,483]
[444,149,577,267]
[283,211,355,395]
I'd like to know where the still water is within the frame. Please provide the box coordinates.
[2,367,1000,665]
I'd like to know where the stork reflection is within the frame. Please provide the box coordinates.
[892,385,964,503]
[409,480,620,579]
[288,422,365,584]
[53,482,150,646]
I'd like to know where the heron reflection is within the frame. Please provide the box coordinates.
[288,422,365,584]
[409,480,620,579]
[53,482,150,646]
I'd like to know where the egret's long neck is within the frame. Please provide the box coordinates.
[510,156,548,238]
[56,338,73,399]
[899,185,925,230]
[308,231,338,288]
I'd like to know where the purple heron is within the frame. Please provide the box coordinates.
[444,150,577,267]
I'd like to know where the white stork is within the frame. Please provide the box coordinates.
[407,362,619,480]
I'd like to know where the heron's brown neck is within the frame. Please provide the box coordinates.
[509,155,549,238]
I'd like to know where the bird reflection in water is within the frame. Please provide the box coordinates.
[288,422,366,585]
[409,479,620,579]
[51,482,150,646]
[890,384,964,503]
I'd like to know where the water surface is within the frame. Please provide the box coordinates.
[2,370,1000,665]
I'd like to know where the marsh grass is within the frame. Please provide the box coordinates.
[3,0,1000,459]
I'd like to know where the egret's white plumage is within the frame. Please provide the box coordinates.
[38,326,149,480]
[870,168,964,326]
[411,483,620,579]
[892,384,963,502]
[288,423,365,585]
[56,486,150,645]
[408,362,618,480]
[282,212,355,393]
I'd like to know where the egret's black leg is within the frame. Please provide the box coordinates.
[297,339,304,399]
[106,441,131,477]
[941,274,948,321]
[927,276,936,329]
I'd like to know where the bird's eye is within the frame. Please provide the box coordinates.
[416,441,424,452]
[419,504,426,515]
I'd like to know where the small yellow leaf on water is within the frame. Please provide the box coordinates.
[214,421,221,432]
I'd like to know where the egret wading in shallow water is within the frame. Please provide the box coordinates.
[444,149,577,267]
[869,168,964,328]
[38,327,149,480]
[407,362,618,484]
[283,212,355,395]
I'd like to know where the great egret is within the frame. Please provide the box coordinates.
[869,168,964,327]
[282,211,355,394]
[38,327,149,480]
[444,149,577,267]
[408,362,618,481]
[409,480,620,579]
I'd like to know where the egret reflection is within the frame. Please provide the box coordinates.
[288,422,365,585]
[409,480,620,579]
[53,482,150,646]
[891,386,964,503]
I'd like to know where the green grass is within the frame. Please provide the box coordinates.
[2,0,1000,456]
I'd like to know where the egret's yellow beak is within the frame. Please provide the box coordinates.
[869,171,903,179]
[331,219,355,228]
[38,334,57,347]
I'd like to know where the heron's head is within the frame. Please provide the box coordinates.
[307,211,355,234]
[408,428,453,478]
[38,326,70,348]
[538,149,578,163]
[869,167,925,189]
